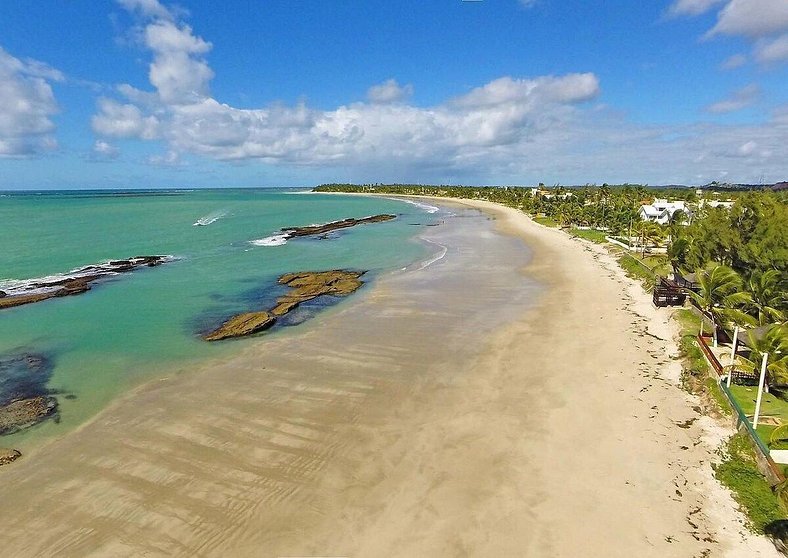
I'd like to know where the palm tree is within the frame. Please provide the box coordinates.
[741,324,788,389]
[667,237,690,277]
[689,263,753,347]
[746,270,787,326]
[634,220,665,257]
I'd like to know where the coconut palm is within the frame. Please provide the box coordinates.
[689,263,753,347]
[667,237,690,277]
[741,324,788,388]
[746,270,787,326]
[634,220,665,257]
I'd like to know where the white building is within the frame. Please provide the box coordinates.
[700,199,734,210]
[638,199,689,225]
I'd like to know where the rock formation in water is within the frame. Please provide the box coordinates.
[203,311,277,341]
[280,214,396,241]
[203,270,365,341]
[0,352,59,436]
[0,396,57,436]
[0,448,21,466]
[0,255,172,310]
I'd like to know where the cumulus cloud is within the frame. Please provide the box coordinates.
[0,46,62,157]
[92,98,159,139]
[706,83,760,113]
[367,79,413,104]
[668,0,725,17]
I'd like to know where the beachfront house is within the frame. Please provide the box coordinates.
[638,199,689,225]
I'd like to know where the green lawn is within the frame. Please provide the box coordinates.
[728,385,788,449]
[569,228,608,244]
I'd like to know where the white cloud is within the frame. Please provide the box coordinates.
[367,79,413,104]
[116,0,173,20]
[93,1,788,184]
[519,0,538,7]
[452,74,599,108]
[92,140,120,159]
[756,34,788,63]
[719,53,747,69]
[148,149,180,166]
[708,0,788,37]
[92,97,160,139]
[706,83,759,113]
[668,0,725,17]
[0,47,61,157]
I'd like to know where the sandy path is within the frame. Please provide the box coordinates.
[0,197,777,557]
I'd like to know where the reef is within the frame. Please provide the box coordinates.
[0,352,59,436]
[0,256,171,310]
[282,214,396,240]
[203,270,365,341]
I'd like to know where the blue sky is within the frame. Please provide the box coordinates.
[1,0,787,189]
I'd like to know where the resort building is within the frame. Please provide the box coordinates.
[638,198,689,225]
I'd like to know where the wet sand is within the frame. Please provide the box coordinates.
[0,198,777,557]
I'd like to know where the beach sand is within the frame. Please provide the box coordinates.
[0,197,778,557]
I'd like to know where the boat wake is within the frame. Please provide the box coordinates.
[193,210,228,226]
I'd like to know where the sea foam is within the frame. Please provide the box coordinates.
[250,234,289,247]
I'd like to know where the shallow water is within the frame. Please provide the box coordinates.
[0,189,436,448]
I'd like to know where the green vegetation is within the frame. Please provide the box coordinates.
[674,309,729,416]
[533,216,558,227]
[569,228,608,243]
[715,433,786,533]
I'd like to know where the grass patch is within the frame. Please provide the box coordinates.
[532,216,559,227]
[617,252,657,290]
[569,228,608,244]
[674,311,730,416]
[715,433,786,532]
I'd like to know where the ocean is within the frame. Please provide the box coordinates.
[0,188,439,449]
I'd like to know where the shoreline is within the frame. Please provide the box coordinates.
[0,196,778,556]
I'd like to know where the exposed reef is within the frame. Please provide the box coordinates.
[0,352,59,436]
[282,214,396,238]
[0,255,172,310]
[204,270,365,341]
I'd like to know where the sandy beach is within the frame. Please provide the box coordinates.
[0,197,778,557]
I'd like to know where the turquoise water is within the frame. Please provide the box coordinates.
[0,189,434,448]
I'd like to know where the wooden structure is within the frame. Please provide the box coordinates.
[673,270,700,292]
[652,276,687,307]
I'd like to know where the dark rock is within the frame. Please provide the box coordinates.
[280,214,396,240]
[0,290,6,298]
[0,448,21,466]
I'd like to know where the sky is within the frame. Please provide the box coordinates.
[1,0,787,189]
